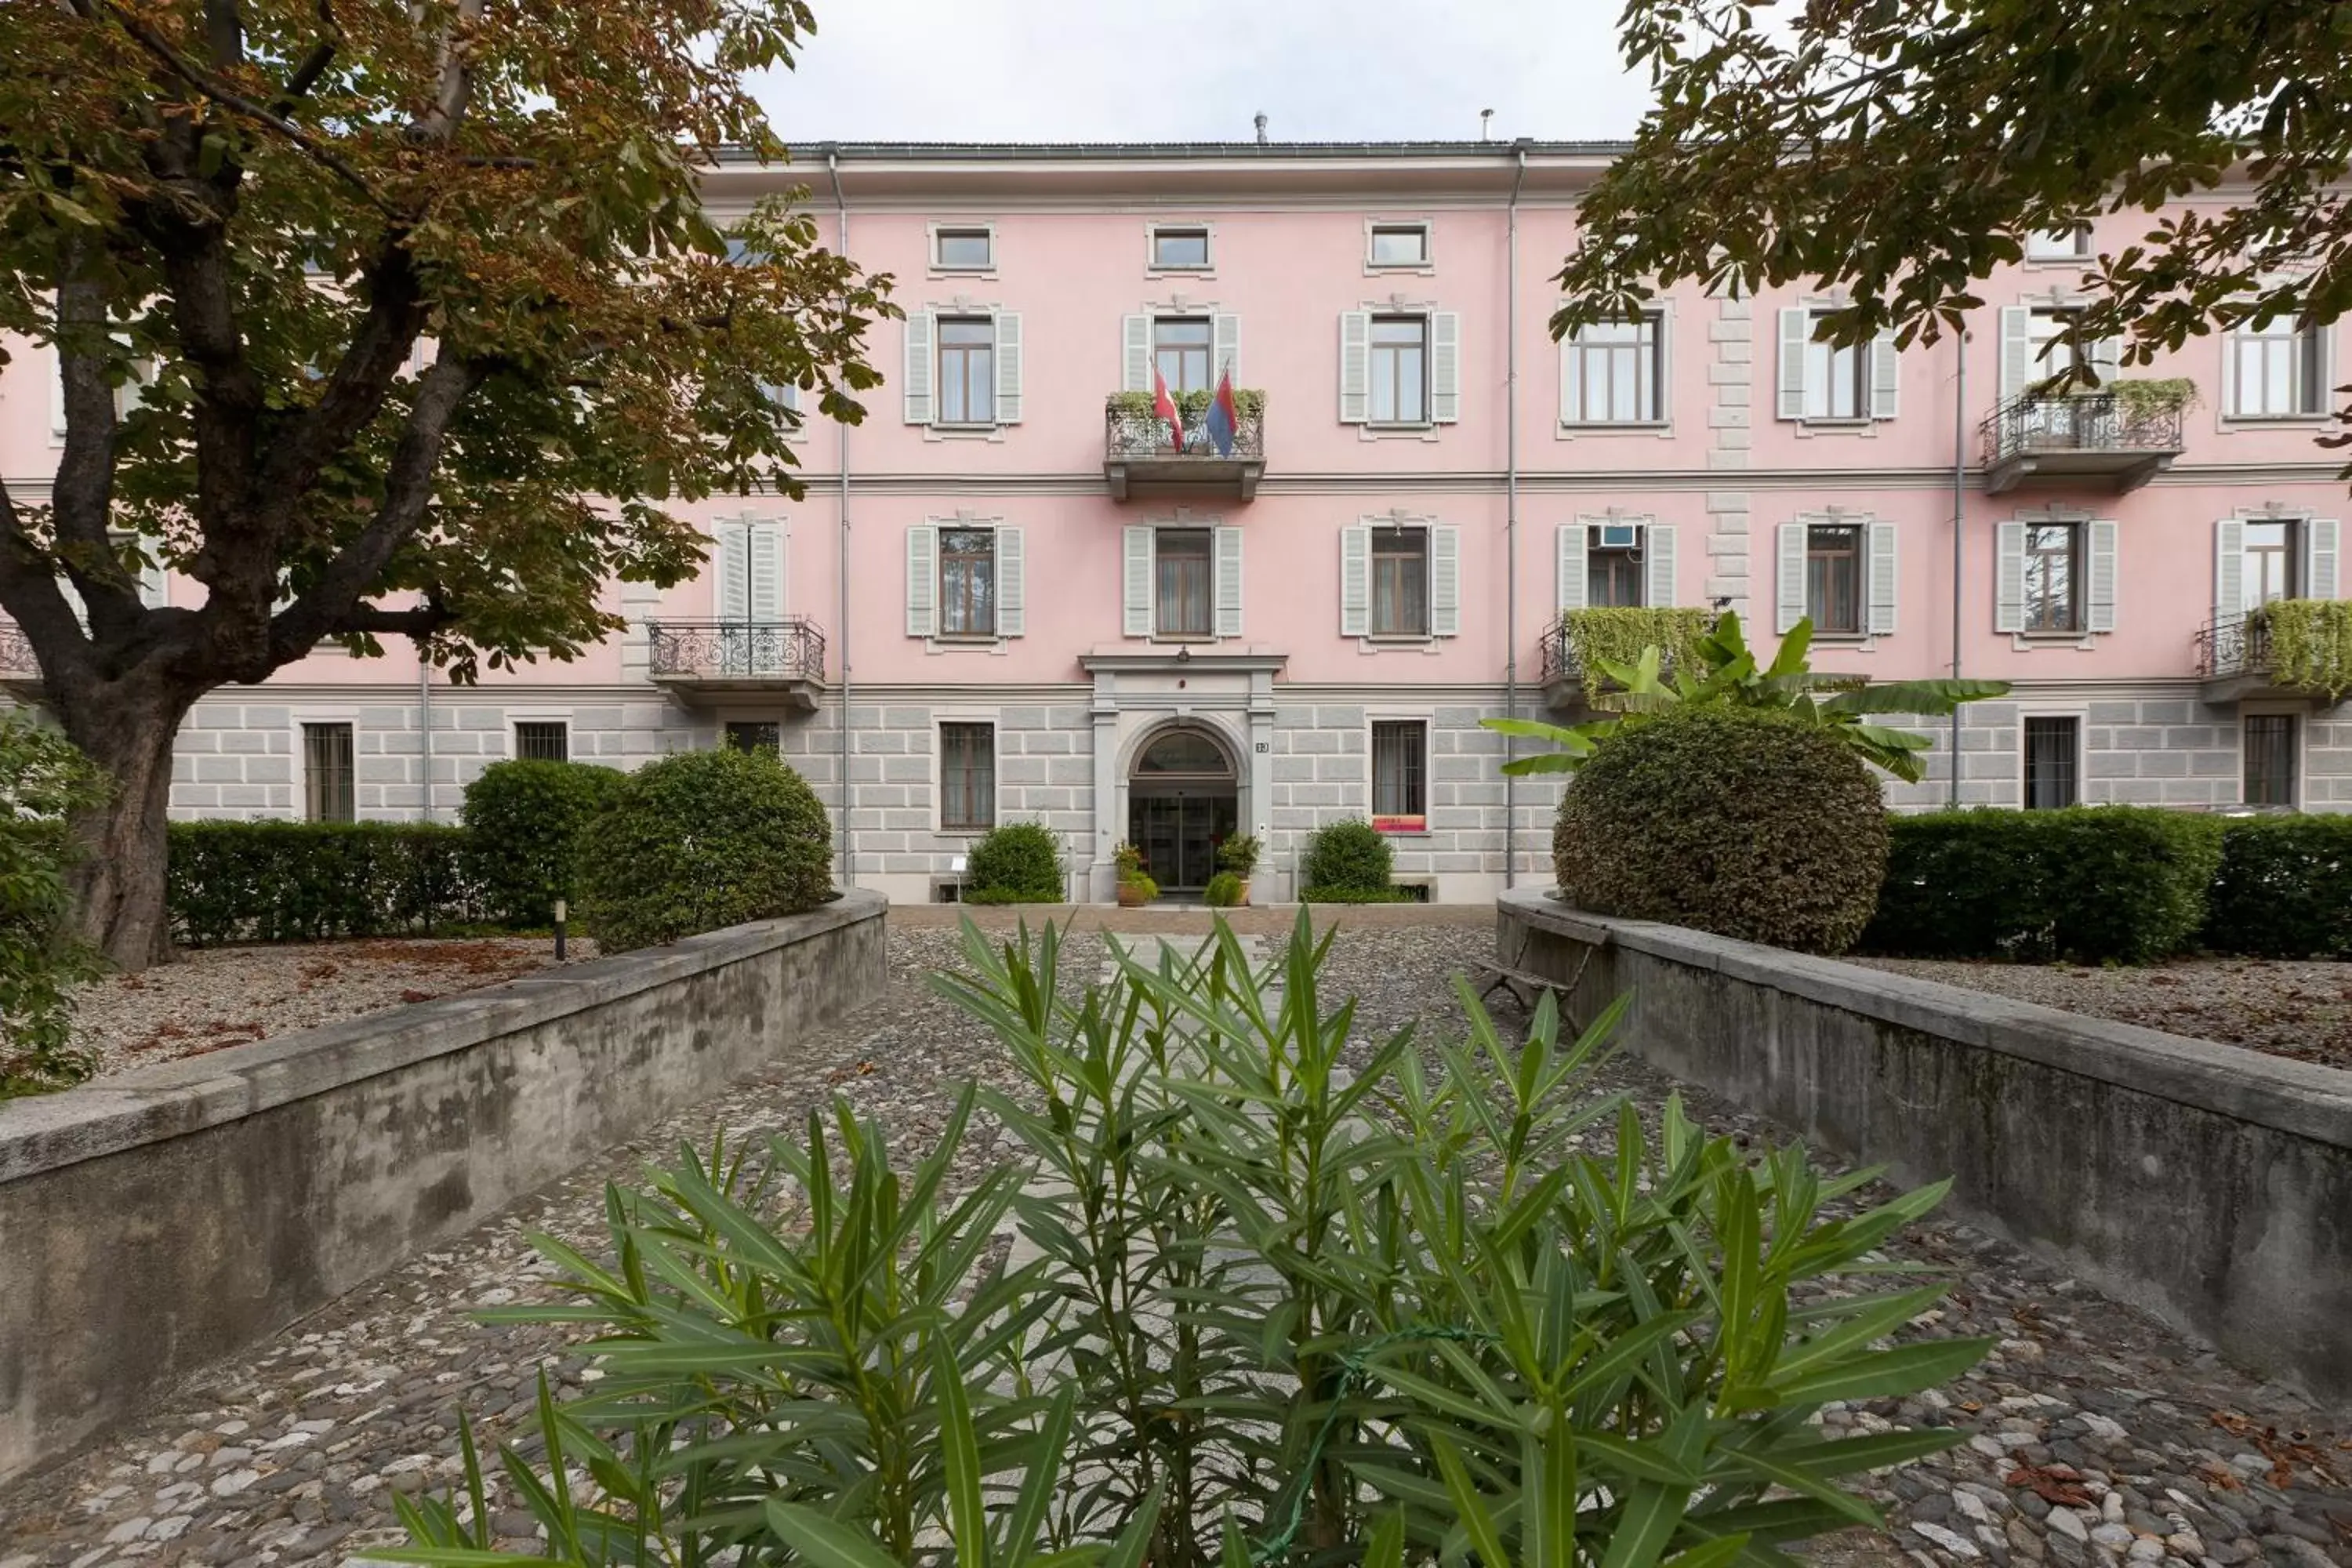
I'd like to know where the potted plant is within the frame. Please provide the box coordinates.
[1214,833,1261,905]
[1113,841,1158,908]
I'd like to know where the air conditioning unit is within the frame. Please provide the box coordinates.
[1595,523,1642,550]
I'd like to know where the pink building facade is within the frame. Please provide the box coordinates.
[3,142,2348,905]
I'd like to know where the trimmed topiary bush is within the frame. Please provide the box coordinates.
[460,758,625,928]
[1864,808,2226,964]
[1555,707,1888,954]
[576,748,833,953]
[964,821,1065,902]
[2203,814,2352,958]
[1301,817,1394,896]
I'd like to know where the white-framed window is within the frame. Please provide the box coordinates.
[1776,307,1897,423]
[1995,303,2120,402]
[1367,221,1432,270]
[902,308,1023,429]
[939,720,996,833]
[1555,518,1679,612]
[931,223,995,272]
[1120,312,1240,399]
[906,520,1025,641]
[2025,227,2092,262]
[303,721,356,822]
[1148,224,1213,272]
[1339,517,1460,639]
[2213,515,2339,620]
[1776,516,1896,637]
[2022,714,2082,809]
[1995,517,2118,636]
[2228,318,2331,419]
[1370,719,1428,832]
[1563,312,1667,424]
[513,720,569,763]
[1339,309,1461,427]
[1122,523,1243,640]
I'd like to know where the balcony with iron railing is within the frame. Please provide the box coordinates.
[2196,603,2352,705]
[1537,607,1715,711]
[644,618,828,710]
[1102,391,1265,502]
[1980,391,2185,495]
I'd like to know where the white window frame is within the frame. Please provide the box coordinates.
[1363,219,1435,275]
[1995,506,2114,648]
[288,707,361,824]
[935,714,1000,836]
[1366,714,1432,835]
[2224,317,2332,423]
[1800,309,1872,423]
[928,222,997,276]
[2018,710,2088,810]
[1777,302,1898,431]
[509,716,572,764]
[1561,307,1671,431]
[1145,223,1215,276]
[905,303,1022,440]
[2024,226,2093,263]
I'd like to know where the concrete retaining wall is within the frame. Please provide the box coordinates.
[1497,888,2352,1405]
[0,891,887,1483]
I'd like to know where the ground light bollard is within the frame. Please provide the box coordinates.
[553,898,568,963]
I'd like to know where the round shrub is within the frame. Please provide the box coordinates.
[965,821,1065,902]
[460,758,625,928]
[1203,870,1243,908]
[1301,818,1393,895]
[577,748,833,953]
[1553,707,1889,955]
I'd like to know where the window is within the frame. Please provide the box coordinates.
[2026,307,2089,380]
[2230,319,2328,418]
[1802,311,1869,420]
[940,722,995,832]
[1153,317,1212,396]
[1150,227,1211,270]
[2022,522,2082,633]
[2026,227,2090,261]
[936,317,995,425]
[1588,525,1645,607]
[303,722,354,822]
[725,720,780,755]
[2023,717,2080,809]
[514,721,568,763]
[1370,315,1428,424]
[1568,314,1665,424]
[1370,526,1429,637]
[934,227,993,270]
[2244,714,2298,807]
[1154,528,1214,637]
[1805,523,1865,634]
[2244,519,2302,608]
[1370,720,1428,829]
[1369,223,1429,267]
[939,526,997,637]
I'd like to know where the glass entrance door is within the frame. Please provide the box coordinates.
[1129,791,1236,893]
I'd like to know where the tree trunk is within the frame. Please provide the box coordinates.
[58,684,190,974]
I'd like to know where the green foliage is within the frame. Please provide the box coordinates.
[575,749,832,953]
[1215,832,1261,877]
[166,821,477,946]
[1203,870,1244,907]
[0,718,110,1094]
[459,760,624,928]
[1490,612,2009,785]
[1107,387,1267,421]
[379,911,1984,1566]
[1556,708,1890,955]
[1299,886,1424,904]
[1119,871,1161,902]
[1301,817,1396,895]
[2249,600,2352,702]
[965,821,1066,902]
[1561,606,1711,704]
[1864,809,2226,964]
[2107,377,2200,419]
[2201,815,2352,960]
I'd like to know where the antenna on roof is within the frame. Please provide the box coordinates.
[1254,112,1269,145]
[1479,108,1494,141]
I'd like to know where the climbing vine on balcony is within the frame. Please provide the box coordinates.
[1563,606,1711,703]
[2107,377,2200,420]
[2252,598,2352,702]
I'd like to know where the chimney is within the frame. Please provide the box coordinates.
[1254,112,1269,145]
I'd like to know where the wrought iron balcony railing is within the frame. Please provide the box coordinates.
[1104,398,1265,464]
[646,619,826,681]
[1980,392,2185,464]
[2195,613,2262,683]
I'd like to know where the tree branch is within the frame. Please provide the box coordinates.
[49,234,147,638]
[410,0,488,143]
[0,486,98,690]
[276,1,342,106]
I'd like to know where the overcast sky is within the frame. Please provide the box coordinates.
[749,1,1653,144]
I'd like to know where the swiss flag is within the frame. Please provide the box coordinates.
[1152,365,1184,452]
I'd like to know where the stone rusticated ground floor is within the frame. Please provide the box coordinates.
[155,673,2352,905]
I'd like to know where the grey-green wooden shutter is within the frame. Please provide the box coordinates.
[2309,517,2341,599]
[1123,315,1152,392]
[1994,521,2027,633]
[1776,308,1809,420]
[715,521,750,620]
[1869,331,1900,419]
[1430,312,1461,423]
[1776,522,1807,633]
[1998,306,2033,404]
[1212,314,1240,382]
[993,312,1022,423]
[1338,312,1371,423]
[1867,522,1897,635]
[996,527,1025,637]
[2086,521,2118,632]
[750,524,783,620]
[903,311,934,424]
[1430,525,1461,635]
[1123,525,1153,637]
[1214,525,1243,637]
[1339,524,1371,635]
[2214,519,2245,621]
[1557,522,1588,612]
[906,524,938,637]
[1644,524,1677,608]
[1559,334,1581,425]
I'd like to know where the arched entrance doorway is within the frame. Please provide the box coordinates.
[1128,726,1239,895]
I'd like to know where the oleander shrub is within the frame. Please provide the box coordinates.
[459,759,625,928]
[0,717,111,1095]
[1555,706,1889,954]
[1203,869,1243,907]
[167,820,480,946]
[1864,807,2227,964]
[964,821,1065,903]
[1300,816,1394,896]
[2201,814,2352,959]
[575,748,832,953]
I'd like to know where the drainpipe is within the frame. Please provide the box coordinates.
[1503,143,1528,886]
[418,652,434,822]
[1950,319,1969,808]
[828,147,855,886]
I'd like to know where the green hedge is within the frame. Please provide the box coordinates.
[1863,808,2225,964]
[460,759,625,928]
[168,821,480,946]
[2201,814,2352,958]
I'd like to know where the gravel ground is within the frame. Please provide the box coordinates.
[1,919,2346,1568]
[1852,956,2352,1073]
[71,938,597,1080]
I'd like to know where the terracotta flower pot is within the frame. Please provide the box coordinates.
[1116,879,1152,908]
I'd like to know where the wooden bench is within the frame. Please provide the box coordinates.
[1469,940,1595,1027]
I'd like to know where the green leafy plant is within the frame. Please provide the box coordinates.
[2107,376,2200,419]
[967,822,1066,903]
[1203,870,1244,906]
[0,717,111,1094]
[166,821,480,946]
[2249,599,2352,702]
[1490,612,2009,784]
[575,747,833,953]
[2203,815,2352,959]
[376,910,1986,1567]
[1300,817,1396,896]
[1107,387,1267,422]
[459,760,625,928]
[1560,606,1712,704]
[1214,832,1261,878]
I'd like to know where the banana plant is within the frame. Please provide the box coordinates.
[1486,612,2009,783]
